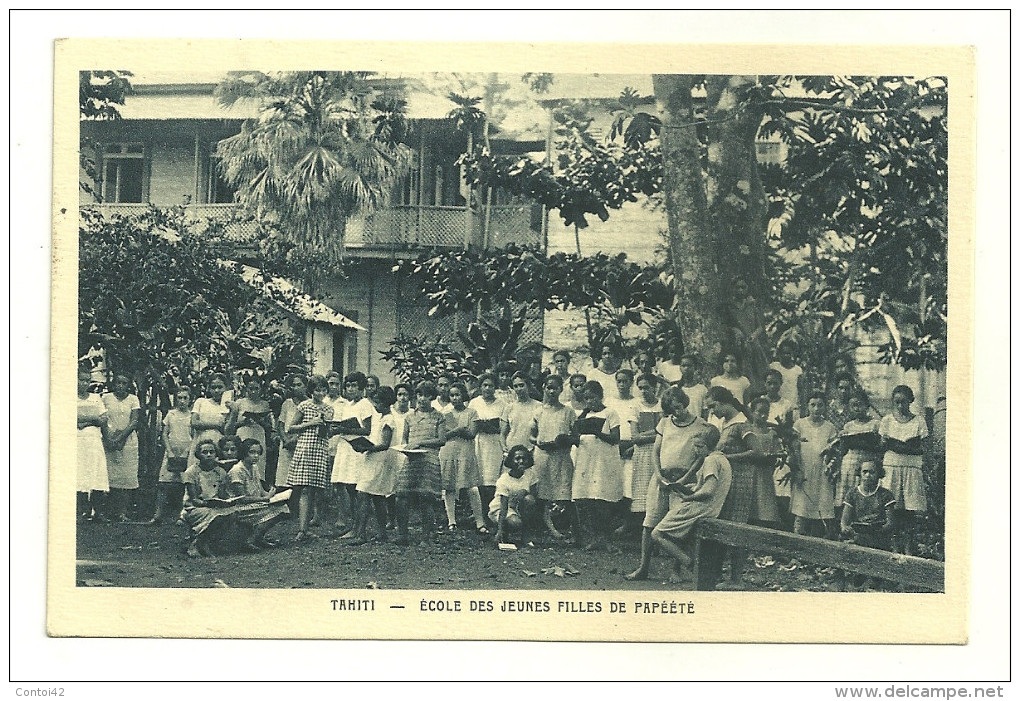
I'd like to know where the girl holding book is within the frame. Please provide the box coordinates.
[622,372,662,536]
[439,382,488,533]
[468,373,507,509]
[226,374,275,484]
[571,380,623,551]
[351,386,400,545]
[879,385,930,555]
[531,373,576,540]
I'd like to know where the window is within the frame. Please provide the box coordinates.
[204,150,236,204]
[101,143,145,203]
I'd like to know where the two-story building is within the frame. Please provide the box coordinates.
[80,73,546,383]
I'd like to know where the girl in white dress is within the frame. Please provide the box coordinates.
[102,373,141,521]
[77,367,109,521]
[468,373,507,509]
[571,380,623,551]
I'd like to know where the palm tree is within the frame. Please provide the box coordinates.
[215,71,414,284]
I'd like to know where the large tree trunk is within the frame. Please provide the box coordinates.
[654,74,769,376]
[653,74,728,363]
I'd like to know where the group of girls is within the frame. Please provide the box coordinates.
[78,341,934,566]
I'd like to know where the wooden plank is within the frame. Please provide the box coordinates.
[693,519,944,591]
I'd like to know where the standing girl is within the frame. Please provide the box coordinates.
[438,382,487,533]
[77,367,109,522]
[708,387,777,582]
[769,340,804,416]
[678,354,709,420]
[226,374,275,484]
[353,386,400,544]
[286,375,334,542]
[531,374,575,540]
[102,373,141,521]
[791,392,839,538]
[571,381,624,551]
[834,390,881,515]
[468,373,507,509]
[189,373,232,472]
[710,352,751,407]
[150,385,194,525]
[622,373,662,537]
[879,385,930,555]
[395,382,446,545]
[501,372,542,450]
[331,372,374,534]
[274,373,307,490]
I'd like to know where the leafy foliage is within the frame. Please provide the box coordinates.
[214,71,415,279]
[379,334,466,386]
[79,69,133,197]
[78,206,309,417]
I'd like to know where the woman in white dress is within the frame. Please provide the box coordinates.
[77,367,109,521]
[102,373,141,521]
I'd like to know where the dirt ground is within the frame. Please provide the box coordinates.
[74,516,900,593]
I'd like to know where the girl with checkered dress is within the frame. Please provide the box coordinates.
[286,375,334,542]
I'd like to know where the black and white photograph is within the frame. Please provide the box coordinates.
[22,10,1007,680]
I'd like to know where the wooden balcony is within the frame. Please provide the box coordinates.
[81,203,542,254]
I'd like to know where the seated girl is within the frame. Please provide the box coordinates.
[227,439,290,550]
[491,445,539,547]
[181,439,231,557]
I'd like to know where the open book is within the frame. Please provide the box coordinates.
[328,416,364,435]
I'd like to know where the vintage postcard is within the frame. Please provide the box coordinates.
[50,36,973,644]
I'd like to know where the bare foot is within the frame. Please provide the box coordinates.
[667,570,686,584]
[624,568,648,581]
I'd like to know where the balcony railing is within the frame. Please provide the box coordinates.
[82,203,542,252]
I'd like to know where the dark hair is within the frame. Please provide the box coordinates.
[503,444,534,469]
[495,361,515,374]
[239,438,264,459]
[833,372,854,388]
[325,371,341,383]
[892,385,915,403]
[706,386,745,415]
[860,460,886,480]
[306,374,328,394]
[286,373,308,389]
[635,372,659,390]
[582,380,604,401]
[208,372,230,388]
[394,382,412,397]
[807,391,828,404]
[344,371,367,390]
[720,350,741,366]
[437,372,456,384]
[568,373,588,386]
[365,374,380,387]
[543,374,564,392]
[510,371,531,387]
[448,382,469,402]
[217,435,241,457]
[765,368,784,383]
[660,385,691,415]
[194,438,218,460]
[552,350,571,362]
[415,381,438,400]
[478,373,497,388]
[615,368,635,382]
[374,386,396,412]
[174,385,193,396]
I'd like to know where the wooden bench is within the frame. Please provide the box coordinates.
[691,518,945,592]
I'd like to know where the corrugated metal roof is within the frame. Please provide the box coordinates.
[230,262,365,331]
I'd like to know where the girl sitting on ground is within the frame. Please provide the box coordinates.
[492,445,539,547]
[227,439,290,550]
[181,439,231,557]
